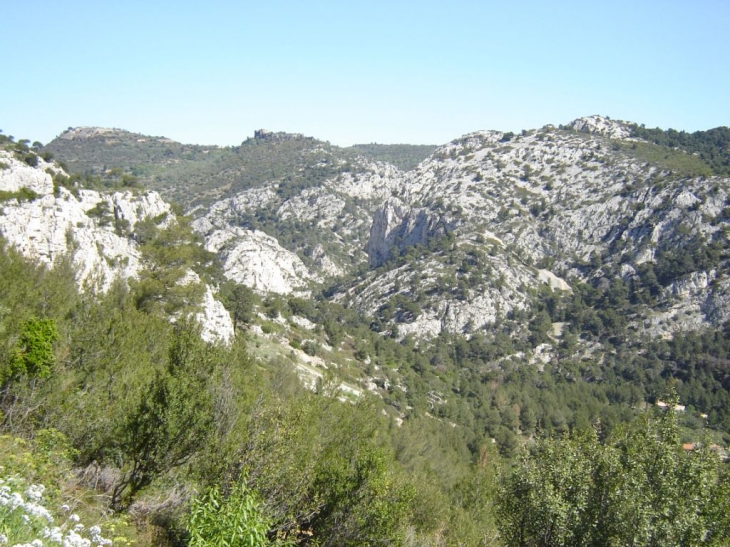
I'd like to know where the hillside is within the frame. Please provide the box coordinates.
[0,140,233,343]
[345,143,437,171]
[42,116,730,438]
[130,115,730,339]
[2,119,729,546]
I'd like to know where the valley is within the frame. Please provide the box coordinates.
[0,115,728,546]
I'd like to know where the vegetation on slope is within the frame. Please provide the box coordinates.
[628,124,730,176]
[44,130,372,212]
[0,237,727,546]
[346,143,437,171]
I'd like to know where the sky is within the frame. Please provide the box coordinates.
[2,0,729,147]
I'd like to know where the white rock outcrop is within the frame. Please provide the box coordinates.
[193,156,408,291]
[568,115,632,139]
[157,115,730,340]
[367,198,447,267]
[199,226,317,294]
[0,151,233,344]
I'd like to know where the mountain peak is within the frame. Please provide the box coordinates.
[57,126,179,144]
[252,128,311,142]
[58,126,128,140]
[567,115,631,139]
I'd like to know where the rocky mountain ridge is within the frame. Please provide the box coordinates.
[44,116,730,344]
[188,115,730,340]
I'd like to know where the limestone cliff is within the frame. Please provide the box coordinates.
[0,150,233,343]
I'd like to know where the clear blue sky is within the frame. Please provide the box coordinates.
[2,0,729,146]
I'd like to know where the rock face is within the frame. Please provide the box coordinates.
[567,115,632,139]
[0,151,167,289]
[0,150,233,344]
[344,116,730,337]
[196,223,318,294]
[193,157,408,289]
[367,198,451,268]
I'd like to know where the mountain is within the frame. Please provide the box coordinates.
[3,116,727,547]
[49,116,730,337]
[345,115,730,339]
[43,127,436,214]
[43,115,730,439]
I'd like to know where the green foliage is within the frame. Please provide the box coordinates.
[131,216,214,315]
[5,317,58,382]
[346,144,437,171]
[187,481,271,547]
[111,319,216,509]
[497,403,729,546]
[43,130,354,211]
[652,233,727,287]
[0,187,40,202]
[310,445,416,546]
[23,152,39,167]
[220,281,257,331]
[618,139,714,178]
[0,432,134,546]
[629,124,730,176]
[85,200,113,226]
[6,123,730,546]
[286,297,315,320]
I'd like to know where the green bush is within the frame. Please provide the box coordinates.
[0,187,40,203]
[187,481,272,547]
[23,153,39,167]
[497,400,730,547]
[4,317,58,382]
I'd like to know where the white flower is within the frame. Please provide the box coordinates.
[24,502,54,523]
[32,540,44,547]
[68,514,80,523]
[26,484,45,502]
[60,504,70,512]
[0,533,6,544]
[87,526,111,546]
[61,530,91,547]
[42,526,64,544]
[8,492,24,509]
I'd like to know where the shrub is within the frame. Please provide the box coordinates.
[187,482,271,547]
[0,187,40,203]
[4,318,58,382]
[23,153,39,167]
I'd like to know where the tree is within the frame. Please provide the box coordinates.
[497,399,729,547]
[111,320,216,509]
[220,281,256,332]
[131,217,212,315]
[310,445,416,547]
